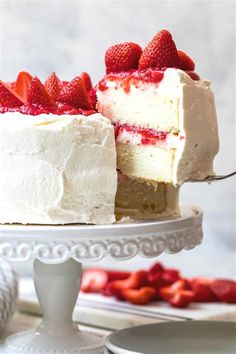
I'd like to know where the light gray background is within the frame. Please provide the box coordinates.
[0,0,235,276]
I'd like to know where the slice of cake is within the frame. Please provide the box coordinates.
[0,72,117,224]
[96,29,219,186]
[116,173,179,220]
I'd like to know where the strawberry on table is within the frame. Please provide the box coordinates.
[122,286,156,305]
[138,29,179,70]
[105,42,142,74]
[109,270,148,300]
[162,269,181,286]
[81,268,108,293]
[209,279,236,304]
[169,290,195,308]
[190,278,218,302]
[27,77,53,106]
[58,76,93,110]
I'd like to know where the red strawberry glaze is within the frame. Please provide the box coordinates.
[98,67,200,93]
[114,123,169,145]
[0,103,96,116]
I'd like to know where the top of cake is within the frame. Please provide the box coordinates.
[0,71,97,116]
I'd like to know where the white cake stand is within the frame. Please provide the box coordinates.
[0,204,203,354]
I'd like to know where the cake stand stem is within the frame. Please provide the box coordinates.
[1,259,104,354]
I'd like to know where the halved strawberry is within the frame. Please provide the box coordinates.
[122,286,156,305]
[81,268,109,293]
[160,279,190,301]
[178,50,195,71]
[80,72,92,92]
[138,29,179,70]
[186,71,200,81]
[109,270,148,300]
[169,290,195,308]
[44,72,60,104]
[58,76,93,110]
[162,269,181,286]
[107,270,131,282]
[27,77,53,106]
[0,81,24,107]
[14,71,33,101]
[209,279,236,304]
[190,278,218,302]
[105,42,142,74]
[149,262,165,275]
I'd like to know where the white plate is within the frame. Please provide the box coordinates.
[105,321,236,354]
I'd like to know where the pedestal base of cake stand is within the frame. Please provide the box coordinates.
[1,259,104,354]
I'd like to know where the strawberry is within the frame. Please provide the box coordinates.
[58,76,93,110]
[160,279,190,301]
[209,279,236,304]
[44,72,60,104]
[138,29,179,70]
[107,270,131,282]
[81,268,108,293]
[162,269,181,286]
[149,262,165,275]
[14,71,33,101]
[190,278,218,302]
[109,270,148,300]
[80,72,92,92]
[89,88,97,109]
[105,42,142,74]
[27,77,53,106]
[122,286,156,305]
[0,81,24,107]
[169,290,194,308]
[186,71,200,81]
[178,50,195,71]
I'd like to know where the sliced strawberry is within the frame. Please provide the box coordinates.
[149,262,165,275]
[190,278,218,302]
[160,279,190,301]
[138,29,179,70]
[162,269,181,286]
[58,76,93,110]
[105,42,142,74]
[186,71,200,81]
[27,77,53,106]
[89,88,97,109]
[80,72,92,92]
[44,72,60,104]
[0,81,24,107]
[122,286,156,305]
[169,290,194,308]
[209,279,236,304]
[107,270,131,282]
[148,272,164,289]
[14,71,33,101]
[109,270,148,300]
[81,268,108,293]
[178,50,195,71]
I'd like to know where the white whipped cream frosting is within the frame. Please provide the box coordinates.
[0,113,117,224]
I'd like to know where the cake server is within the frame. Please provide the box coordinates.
[186,171,236,182]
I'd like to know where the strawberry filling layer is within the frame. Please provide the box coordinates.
[98,68,200,93]
[114,123,171,146]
